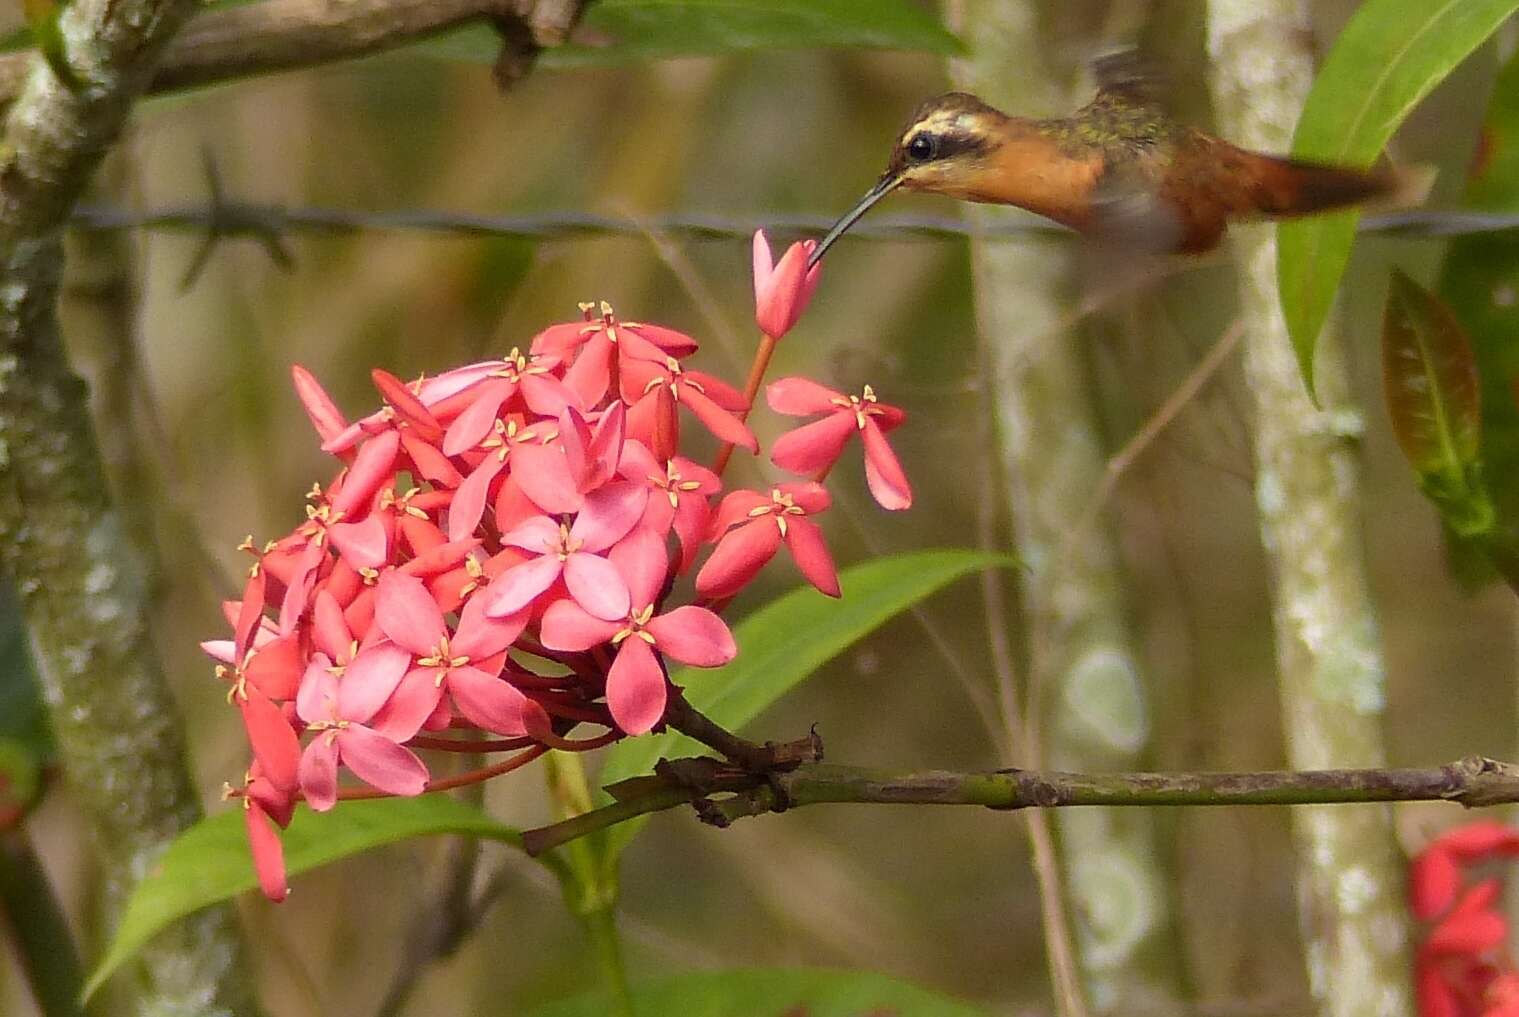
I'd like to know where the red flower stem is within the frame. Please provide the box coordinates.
[533,728,621,753]
[339,744,549,799]
[711,332,779,477]
[411,735,537,753]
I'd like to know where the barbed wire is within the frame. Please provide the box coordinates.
[70,202,1519,244]
[69,197,1519,290]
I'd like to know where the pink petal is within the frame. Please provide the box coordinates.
[609,526,668,609]
[861,418,912,510]
[616,437,662,484]
[530,321,590,360]
[330,429,400,519]
[233,571,267,663]
[446,667,530,736]
[559,406,595,485]
[564,332,614,408]
[442,379,515,456]
[708,489,772,539]
[1434,820,1519,859]
[337,725,429,797]
[1415,965,1458,1017]
[1409,846,1460,921]
[1424,907,1508,955]
[329,515,390,570]
[571,482,648,553]
[682,386,758,452]
[646,606,736,667]
[368,667,445,743]
[242,633,303,701]
[338,642,413,724]
[695,520,781,599]
[565,552,631,622]
[374,572,447,656]
[296,660,339,726]
[752,230,775,298]
[400,430,462,489]
[500,514,562,554]
[783,516,841,597]
[766,376,843,416]
[781,481,831,515]
[512,443,583,515]
[311,590,353,662]
[299,736,339,812]
[520,373,582,418]
[626,323,698,357]
[244,800,289,902]
[584,402,626,489]
[483,553,563,618]
[539,599,622,652]
[449,454,506,543]
[452,591,528,659]
[371,369,442,440]
[605,637,668,735]
[291,365,348,444]
[685,370,746,411]
[238,685,301,792]
[754,240,812,340]
[672,497,711,574]
[277,539,326,635]
[771,412,855,476]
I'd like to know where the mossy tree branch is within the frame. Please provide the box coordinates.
[0,0,262,1012]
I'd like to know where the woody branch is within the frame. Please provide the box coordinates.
[521,755,1519,855]
[0,0,588,106]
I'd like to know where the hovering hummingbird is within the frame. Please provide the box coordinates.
[810,57,1412,267]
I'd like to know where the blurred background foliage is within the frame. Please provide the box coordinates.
[5,0,1519,1014]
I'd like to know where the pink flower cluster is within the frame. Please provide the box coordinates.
[1411,821,1519,1017]
[205,231,911,901]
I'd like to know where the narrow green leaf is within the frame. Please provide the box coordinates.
[415,0,962,67]
[595,548,1014,858]
[1278,0,1519,390]
[84,796,521,1000]
[528,966,991,1017]
[1382,269,1493,536]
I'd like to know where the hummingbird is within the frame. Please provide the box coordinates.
[810,58,1410,267]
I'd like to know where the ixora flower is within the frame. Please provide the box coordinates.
[1410,822,1519,1017]
[767,377,911,510]
[752,230,821,340]
[208,236,913,899]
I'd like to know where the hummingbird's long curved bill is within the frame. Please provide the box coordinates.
[808,174,903,269]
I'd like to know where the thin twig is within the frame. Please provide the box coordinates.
[1070,317,1245,543]
[523,754,1519,855]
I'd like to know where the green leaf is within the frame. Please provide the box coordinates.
[1382,269,1494,536]
[527,966,991,1017]
[1439,47,1519,575]
[84,796,521,1001]
[1278,0,1519,390]
[415,0,962,68]
[595,548,1014,858]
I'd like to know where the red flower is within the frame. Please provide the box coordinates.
[540,530,735,734]
[697,483,839,598]
[768,377,911,510]
[210,289,915,899]
[752,230,820,340]
[1411,822,1519,1017]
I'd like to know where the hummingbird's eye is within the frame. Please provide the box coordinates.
[906,133,937,162]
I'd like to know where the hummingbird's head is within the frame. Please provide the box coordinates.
[884,92,1006,195]
[810,92,1007,268]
